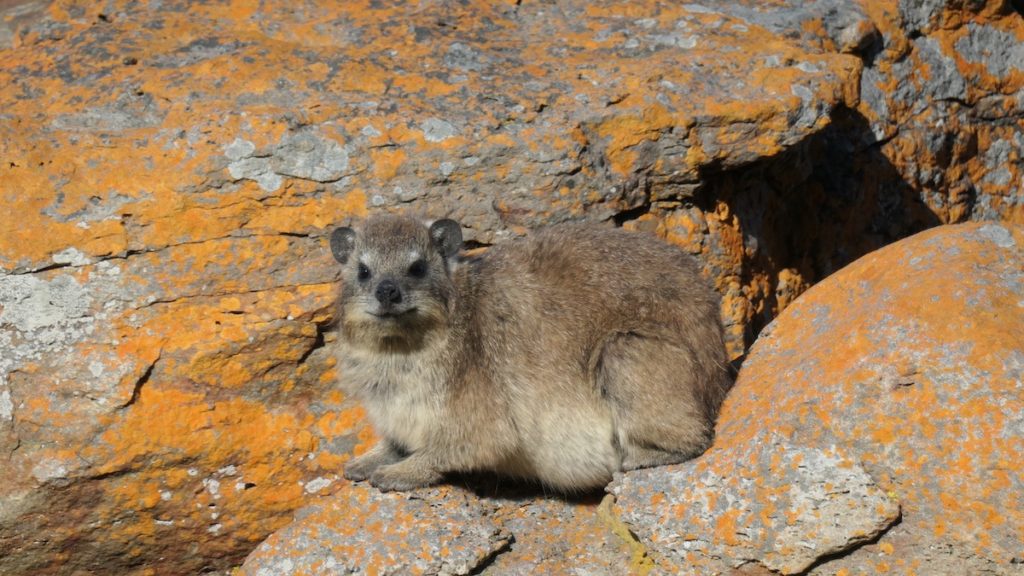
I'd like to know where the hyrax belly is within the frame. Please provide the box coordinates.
[511,390,620,491]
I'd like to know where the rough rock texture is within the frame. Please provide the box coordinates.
[241,485,643,576]
[0,1,861,573]
[0,0,1021,573]
[0,0,866,359]
[621,0,1024,342]
[241,484,510,576]
[614,222,1024,574]
[611,437,901,574]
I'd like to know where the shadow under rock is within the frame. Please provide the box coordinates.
[702,105,943,350]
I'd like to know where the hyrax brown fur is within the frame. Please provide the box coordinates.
[330,214,731,492]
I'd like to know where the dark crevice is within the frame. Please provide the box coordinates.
[8,227,333,276]
[461,239,492,251]
[795,510,903,575]
[86,466,141,482]
[938,96,974,109]
[10,436,21,455]
[119,354,159,410]
[137,281,337,310]
[9,261,74,275]
[466,536,514,576]
[296,323,328,366]
[610,203,651,226]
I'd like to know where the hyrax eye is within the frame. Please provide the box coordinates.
[357,263,371,282]
[408,259,428,278]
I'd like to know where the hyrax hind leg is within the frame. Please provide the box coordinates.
[597,332,721,470]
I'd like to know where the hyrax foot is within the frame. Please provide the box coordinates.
[344,442,403,482]
[369,457,443,492]
[621,442,709,471]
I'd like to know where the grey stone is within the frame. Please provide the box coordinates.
[240,484,510,575]
[272,130,350,183]
[0,388,12,422]
[611,436,901,574]
[0,273,93,338]
[914,36,967,102]
[420,118,459,143]
[955,22,1024,79]
[223,137,256,161]
[977,223,1016,248]
[227,156,280,192]
[50,90,166,132]
[444,42,485,71]
[898,0,947,34]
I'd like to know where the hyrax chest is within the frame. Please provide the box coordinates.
[339,346,445,452]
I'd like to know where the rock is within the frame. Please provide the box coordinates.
[241,483,644,575]
[240,484,511,576]
[842,0,1023,225]
[0,1,865,572]
[612,438,900,574]
[476,495,642,575]
[614,222,1024,574]
[0,0,1021,572]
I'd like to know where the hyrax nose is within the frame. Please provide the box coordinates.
[375,279,402,305]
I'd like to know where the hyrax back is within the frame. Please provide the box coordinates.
[331,215,731,492]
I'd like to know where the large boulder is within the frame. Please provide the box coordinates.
[241,221,1022,574]
[1,0,1020,572]
[0,0,858,573]
[614,221,1024,574]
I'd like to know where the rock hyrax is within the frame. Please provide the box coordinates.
[331,215,731,492]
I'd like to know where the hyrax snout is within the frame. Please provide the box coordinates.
[331,214,732,492]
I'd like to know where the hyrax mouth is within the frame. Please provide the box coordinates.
[369,307,418,320]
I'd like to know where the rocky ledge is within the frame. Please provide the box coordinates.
[0,0,1021,574]
[243,222,1023,575]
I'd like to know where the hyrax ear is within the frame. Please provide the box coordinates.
[330,227,357,264]
[429,219,463,258]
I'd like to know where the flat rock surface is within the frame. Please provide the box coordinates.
[242,481,644,576]
[614,222,1024,573]
[612,437,900,574]
[241,484,510,576]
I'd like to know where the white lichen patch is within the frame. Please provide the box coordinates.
[31,458,70,483]
[0,388,12,421]
[202,478,222,499]
[303,477,333,494]
[420,117,458,142]
[51,247,93,267]
[224,130,350,192]
[223,137,256,161]
[0,274,92,338]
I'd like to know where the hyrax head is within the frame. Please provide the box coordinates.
[331,215,462,344]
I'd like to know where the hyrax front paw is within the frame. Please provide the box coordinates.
[344,444,402,482]
[369,459,443,492]
[343,454,381,482]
